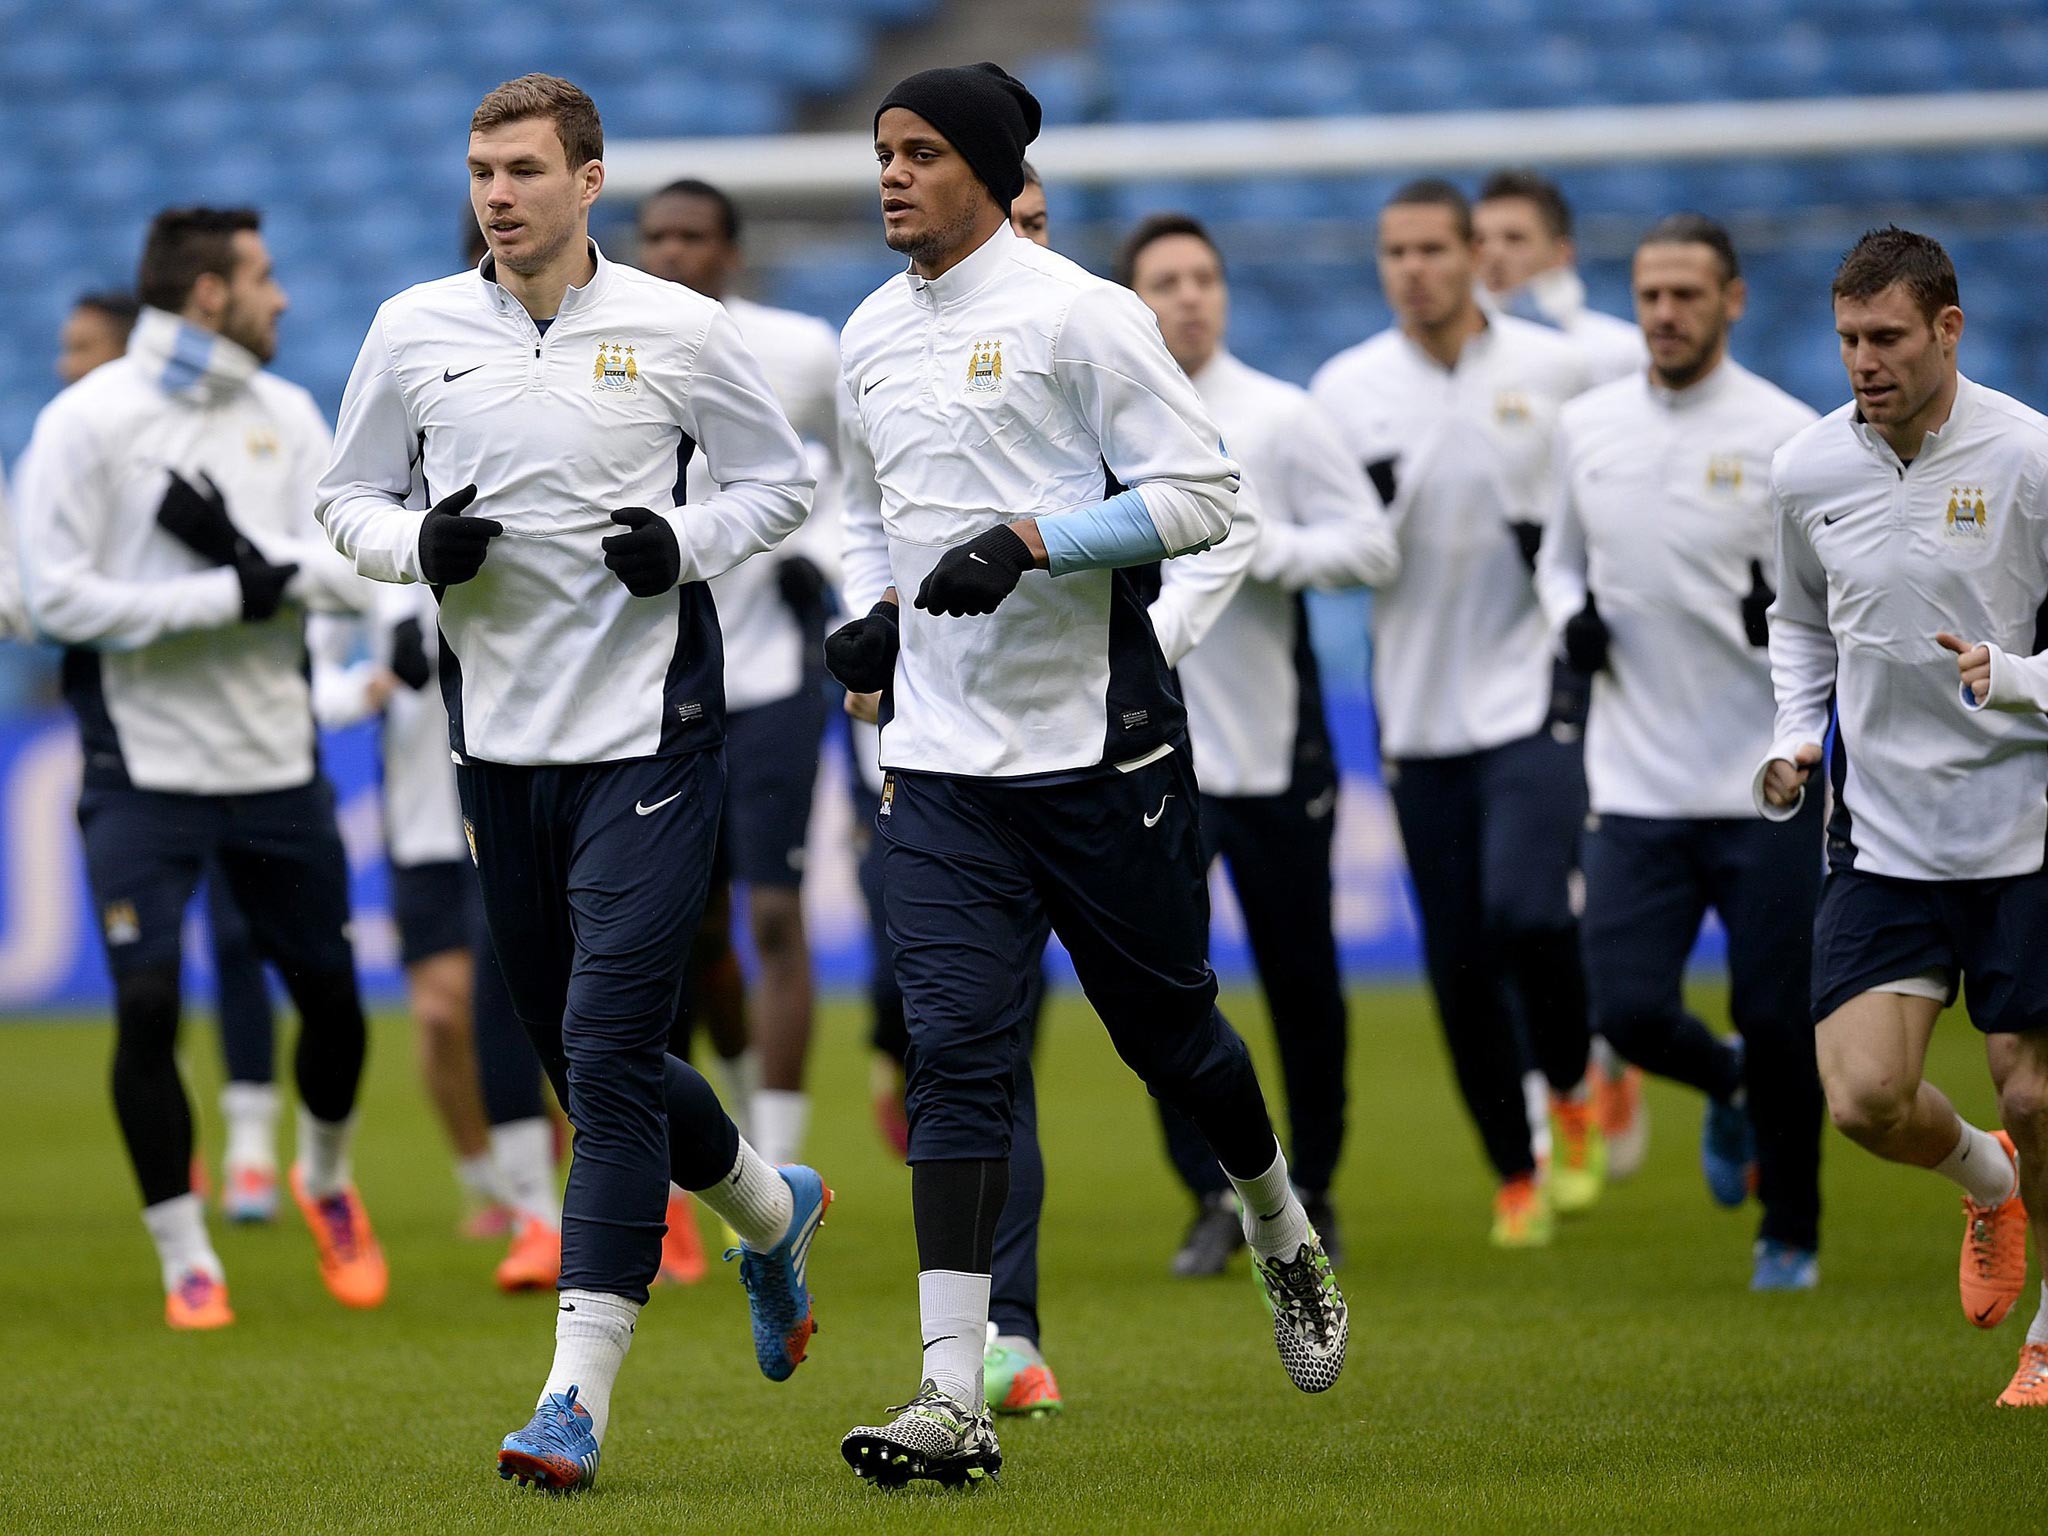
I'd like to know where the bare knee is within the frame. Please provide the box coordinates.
[750,889,806,963]
[1823,1067,1917,1144]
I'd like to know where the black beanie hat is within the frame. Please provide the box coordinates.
[875,62,1043,211]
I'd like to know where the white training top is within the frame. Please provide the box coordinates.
[695,295,843,713]
[316,244,814,767]
[16,309,371,794]
[1491,267,1647,386]
[1177,350,1399,796]
[1538,359,1818,819]
[1311,314,1588,759]
[1758,375,2048,879]
[309,583,468,869]
[838,222,1240,779]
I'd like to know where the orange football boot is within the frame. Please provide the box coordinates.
[290,1166,389,1309]
[1996,1343,2048,1407]
[1595,1062,1650,1179]
[1959,1131,2026,1329]
[495,1216,563,1293]
[1490,1173,1555,1248]
[165,1268,234,1331]
[656,1190,707,1285]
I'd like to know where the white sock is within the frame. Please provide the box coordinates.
[690,1137,792,1250]
[717,1050,760,1141]
[491,1117,561,1229]
[2028,1282,2048,1348]
[1227,1142,1312,1262]
[750,1088,809,1167]
[1523,1070,1553,1165]
[1934,1121,2017,1206]
[918,1269,990,1407]
[142,1193,223,1293]
[541,1289,639,1444]
[220,1081,280,1170]
[296,1109,355,1199]
[455,1151,500,1206]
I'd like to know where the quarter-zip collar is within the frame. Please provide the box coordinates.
[906,221,1015,311]
[1646,355,1737,413]
[1851,372,1977,472]
[479,239,611,328]
[128,305,259,408]
[1397,311,1492,376]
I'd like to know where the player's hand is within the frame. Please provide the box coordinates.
[365,670,400,712]
[825,600,899,693]
[1563,595,1610,674]
[601,507,682,597]
[155,470,243,567]
[1509,519,1543,570]
[233,552,299,622]
[1937,631,1993,706]
[844,689,881,724]
[915,524,1035,617]
[1761,742,1823,807]
[416,484,499,585]
[1742,559,1775,647]
[388,616,432,690]
[775,554,829,617]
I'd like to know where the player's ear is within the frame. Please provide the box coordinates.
[1723,275,1748,326]
[1937,303,1964,352]
[579,157,606,212]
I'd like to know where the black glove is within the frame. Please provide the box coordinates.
[155,471,299,622]
[775,554,829,617]
[1742,559,1774,648]
[388,616,432,690]
[1563,594,1611,675]
[601,507,681,597]
[1510,520,1544,570]
[914,524,1034,617]
[416,484,500,586]
[823,600,899,693]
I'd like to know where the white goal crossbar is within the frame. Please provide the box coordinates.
[603,90,2048,200]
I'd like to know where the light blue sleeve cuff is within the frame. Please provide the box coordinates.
[1038,488,1171,577]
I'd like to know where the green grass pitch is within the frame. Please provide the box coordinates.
[3,983,2040,1533]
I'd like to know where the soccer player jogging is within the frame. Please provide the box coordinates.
[1535,216,1826,1288]
[1121,213,1398,1274]
[1312,180,1594,1248]
[637,177,841,1183]
[828,64,1346,1488]
[1758,226,2048,1407]
[310,585,563,1289]
[315,76,827,1489]
[15,207,386,1329]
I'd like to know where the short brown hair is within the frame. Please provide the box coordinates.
[1831,225,1959,323]
[1639,212,1741,283]
[471,74,603,168]
[1115,213,1224,288]
[1385,178,1473,242]
[1478,168,1572,241]
[137,207,260,314]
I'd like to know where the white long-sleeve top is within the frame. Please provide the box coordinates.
[1311,315,1588,759]
[1537,359,1817,818]
[1757,376,2048,878]
[1490,268,1647,386]
[16,308,370,794]
[308,584,468,868]
[316,245,814,767]
[1176,350,1398,796]
[838,223,1240,779]
[696,295,842,712]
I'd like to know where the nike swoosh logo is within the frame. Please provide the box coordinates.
[558,1303,576,1313]
[1143,793,1172,828]
[863,374,888,395]
[1822,510,1852,525]
[968,552,988,565]
[1975,1302,1998,1323]
[921,1335,958,1351]
[443,364,486,382]
[635,792,683,816]
[1258,1206,1285,1222]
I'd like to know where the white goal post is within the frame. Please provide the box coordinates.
[603,90,2048,200]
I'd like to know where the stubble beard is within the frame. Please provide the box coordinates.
[887,200,982,270]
